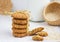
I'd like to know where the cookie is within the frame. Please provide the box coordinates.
[12,28,27,33]
[32,35,43,41]
[12,19,28,25]
[28,27,44,36]
[11,11,29,19]
[13,32,27,37]
[0,0,12,14]
[36,31,48,37]
[12,23,28,29]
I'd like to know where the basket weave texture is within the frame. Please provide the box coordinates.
[44,2,60,26]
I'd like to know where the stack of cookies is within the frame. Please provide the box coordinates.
[11,11,29,37]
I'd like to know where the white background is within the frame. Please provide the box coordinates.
[11,0,29,11]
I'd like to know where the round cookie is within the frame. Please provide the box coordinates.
[12,23,28,29]
[13,33,27,37]
[12,28,27,33]
[11,11,29,19]
[12,19,28,25]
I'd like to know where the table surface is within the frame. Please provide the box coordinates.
[0,15,60,42]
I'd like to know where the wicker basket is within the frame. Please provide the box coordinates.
[43,2,60,26]
[0,0,12,14]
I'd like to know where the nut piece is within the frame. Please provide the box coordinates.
[32,35,43,41]
[28,27,44,36]
[36,31,48,37]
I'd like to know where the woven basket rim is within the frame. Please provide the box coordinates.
[43,2,60,21]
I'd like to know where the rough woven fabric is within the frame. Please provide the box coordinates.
[0,0,12,14]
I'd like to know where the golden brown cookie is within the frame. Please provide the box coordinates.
[32,35,43,41]
[36,31,48,37]
[12,28,27,33]
[28,27,44,36]
[12,23,28,29]
[12,19,28,25]
[0,0,12,14]
[13,32,27,37]
[11,11,29,19]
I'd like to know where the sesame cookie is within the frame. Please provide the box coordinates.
[12,23,28,29]
[28,27,44,36]
[12,19,28,25]
[36,31,48,37]
[11,11,29,19]
[32,35,43,41]
[13,33,27,37]
[12,28,27,33]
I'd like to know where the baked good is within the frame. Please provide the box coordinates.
[36,31,48,37]
[11,11,29,19]
[28,27,44,36]
[11,10,29,38]
[13,32,27,37]
[12,28,27,33]
[12,23,28,29]
[32,35,43,41]
[12,19,28,25]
